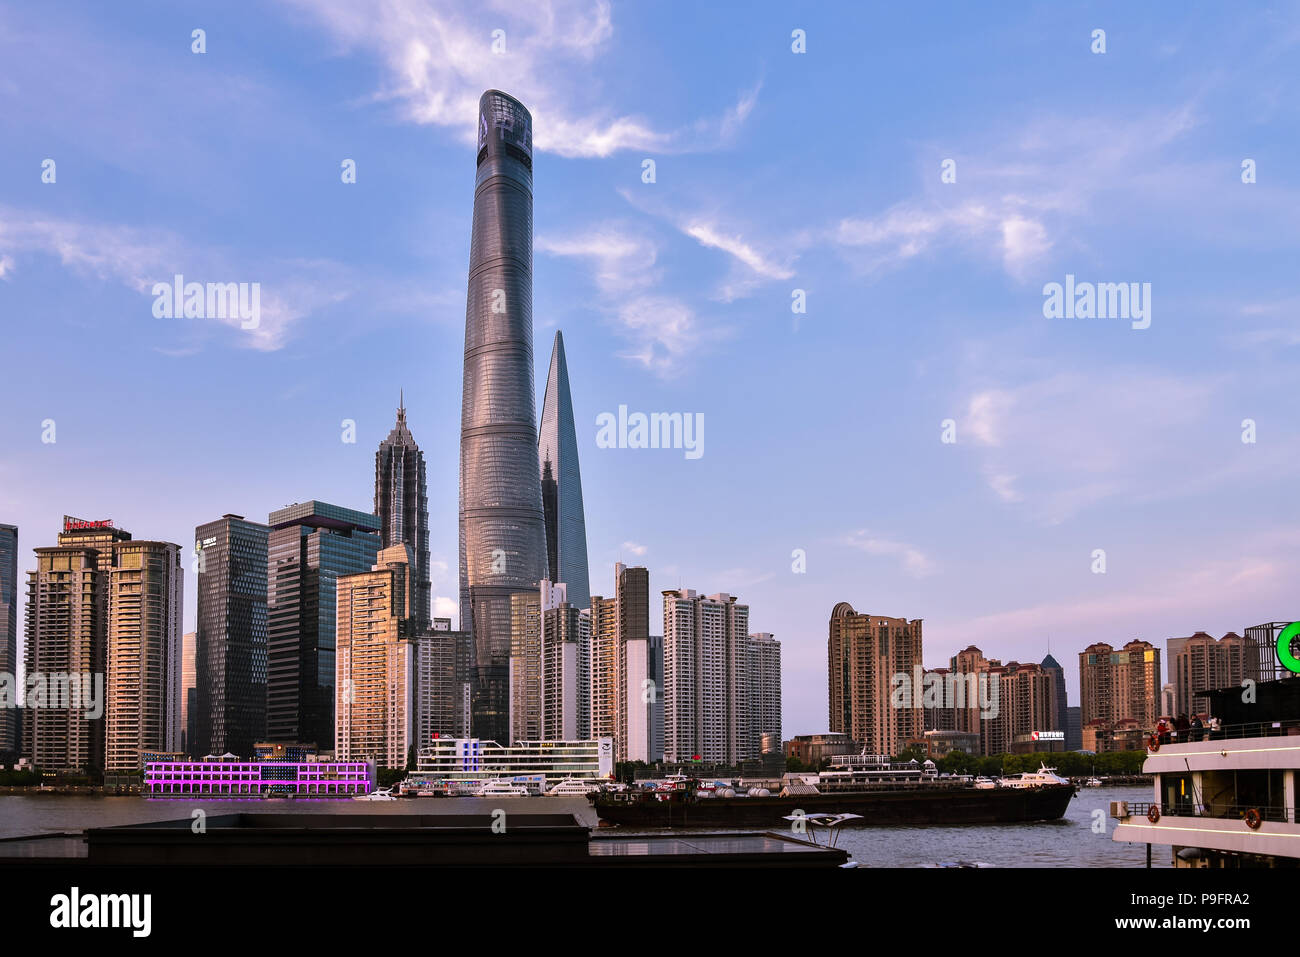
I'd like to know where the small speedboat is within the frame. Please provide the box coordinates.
[352,787,397,801]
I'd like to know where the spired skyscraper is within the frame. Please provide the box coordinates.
[459,90,549,743]
[375,393,431,630]
[538,330,591,611]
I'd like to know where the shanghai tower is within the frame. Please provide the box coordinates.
[459,90,548,743]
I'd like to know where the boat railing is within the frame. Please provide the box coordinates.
[1153,718,1300,747]
[1126,801,1296,824]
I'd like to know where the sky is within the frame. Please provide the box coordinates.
[1,1,1298,736]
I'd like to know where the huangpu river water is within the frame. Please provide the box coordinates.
[0,786,1166,867]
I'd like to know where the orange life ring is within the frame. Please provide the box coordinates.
[1147,805,1160,824]
[1245,808,1262,830]
[1148,735,1160,752]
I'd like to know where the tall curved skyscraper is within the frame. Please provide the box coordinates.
[459,90,548,743]
[538,330,591,610]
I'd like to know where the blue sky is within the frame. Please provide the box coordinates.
[2,1,1298,735]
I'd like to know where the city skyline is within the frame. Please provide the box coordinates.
[2,3,1299,737]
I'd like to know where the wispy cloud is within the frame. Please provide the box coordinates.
[280,0,758,157]
[844,530,937,579]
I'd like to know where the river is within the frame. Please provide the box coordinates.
[0,785,1165,867]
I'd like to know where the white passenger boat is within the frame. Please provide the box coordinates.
[475,781,531,797]
[997,765,1070,789]
[545,778,600,796]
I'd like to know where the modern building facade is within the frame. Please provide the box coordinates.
[1041,653,1069,741]
[589,564,651,761]
[194,515,268,759]
[507,587,543,744]
[411,737,614,791]
[0,523,17,756]
[539,581,587,742]
[23,518,131,772]
[266,502,382,750]
[827,603,923,758]
[748,632,782,756]
[1079,640,1161,730]
[538,330,590,610]
[458,90,549,744]
[181,631,196,756]
[1168,630,1262,719]
[662,588,753,765]
[415,617,472,745]
[335,545,417,769]
[375,396,431,630]
[144,754,375,797]
[104,539,184,775]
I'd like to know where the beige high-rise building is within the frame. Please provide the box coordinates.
[335,545,416,769]
[986,661,1058,755]
[1168,631,1262,719]
[947,645,999,754]
[508,587,543,743]
[827,603,923,757]
[104,540,184,776]
[589,563,650,761]
[1079,640,1161,730]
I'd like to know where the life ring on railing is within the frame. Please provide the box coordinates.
[1147,805,1160,824]
[1147,735,1160,752]
[1244,808,1262,830]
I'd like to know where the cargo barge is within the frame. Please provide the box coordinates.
[590,757,1077,828]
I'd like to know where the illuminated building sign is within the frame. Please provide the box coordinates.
[1031,730,1065,741]
[63,518,114,532]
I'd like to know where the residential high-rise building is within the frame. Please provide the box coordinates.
[662,588,754,765]
[459,90,549,744]
[984,661,1057,755]
[748,633,782,757]
[23,518,132,772]
[1161,682,1175,719]
[0,524,17,756]
[539,581,586,741]
[946,645,997,754]
[181,631,196,755]
[508,587,543,744]
[648,634,664,762]
[105,540,184,775]
[538,330,590,611]
[267,502,382,750]
[589,564,651,761]
[335,544,416,769]
[1079,640,1161,730]
[827,603,923,758]
[1168,631,1263,719]
[414,617,472,745]
[194,515,268,758]
[375,395,431,630]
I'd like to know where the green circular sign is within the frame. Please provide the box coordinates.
[1278,622,1300,675]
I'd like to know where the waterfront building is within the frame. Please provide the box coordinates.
[1040,653,1069,741]
[0,523,17,756]
[267,502,382,750]
[193,514,268,759]
[459,90,549,743]
[922,729,981,757]
[784,732,856,769]
[375,395,431,630]
[335,545,417,769]
[748,632,782,758]
[181,631,196,756]
[411,736,613,792]
[1168,630,1262,719]
[415,617,472,743]
[827,604,924,758]
[537,330,591,610]
[143,752,375,797]
[662,587,753,764]
[540,582,587,741]
[985,661,1058,756]
[590,564,651,761]
[508,587,543,743]
[1079,640,1161,730]
[947,645,997,754]
[104,539,184,776]
[21,518,130,772]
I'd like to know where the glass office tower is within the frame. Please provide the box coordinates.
[538,330,591,611]
[194,514,269,758]
[267,502,381,750]
[458,90,548,743]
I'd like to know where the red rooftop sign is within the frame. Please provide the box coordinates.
[63,519,114,531]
